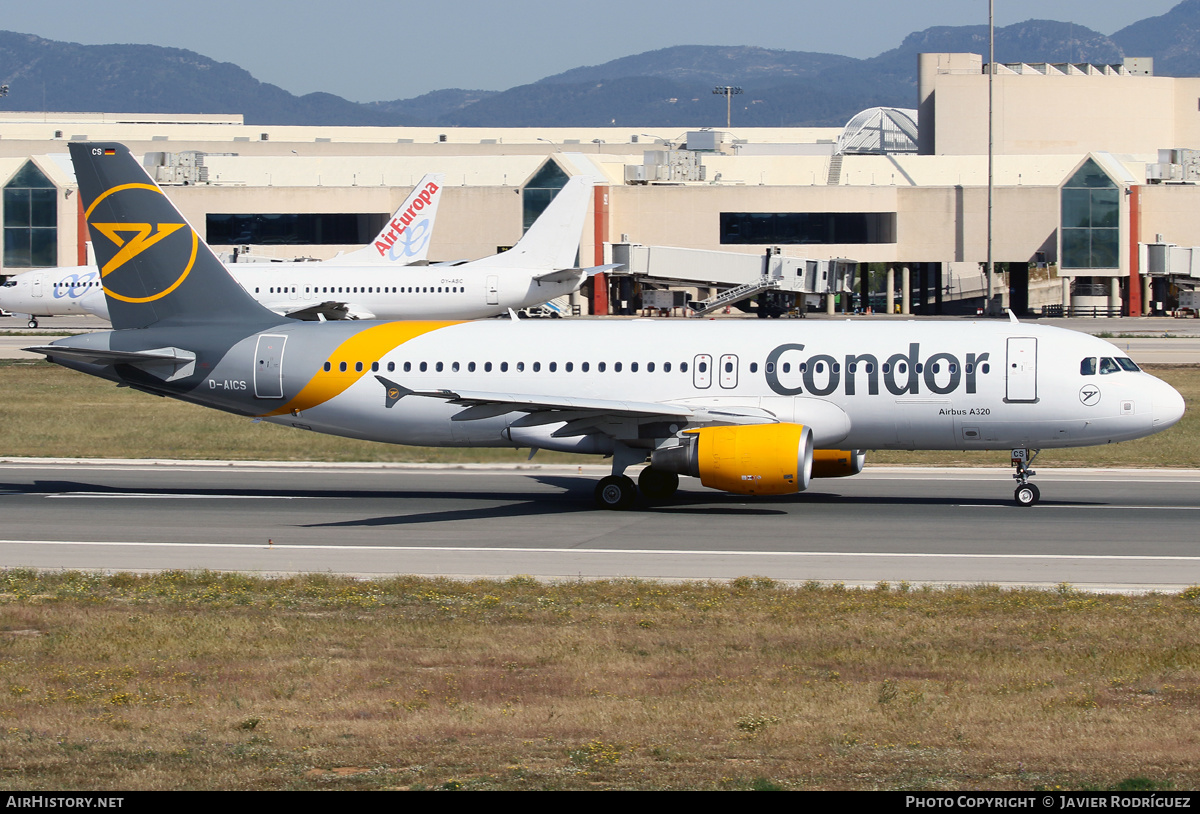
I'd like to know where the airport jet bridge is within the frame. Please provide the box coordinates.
[1141,240,1200,314]
[606,242,855,317]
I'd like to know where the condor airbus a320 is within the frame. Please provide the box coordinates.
[29,144,1186,508]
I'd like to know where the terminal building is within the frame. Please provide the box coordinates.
[3,51,1200,317]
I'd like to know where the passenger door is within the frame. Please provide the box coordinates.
[1005,337,1038,402]
[254,334,287,399]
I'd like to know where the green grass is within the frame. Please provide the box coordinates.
[0,359,1196,468]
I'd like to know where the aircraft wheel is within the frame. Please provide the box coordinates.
[595,475,636,510]
[1014,483,1040,507]
[638,467,679,502]
[28,319,38,328]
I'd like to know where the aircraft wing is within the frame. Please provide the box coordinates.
[373,376,776,438]
[532,264,623,285]
[274,301,375,321]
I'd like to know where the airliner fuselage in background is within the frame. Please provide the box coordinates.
[2,172,601,324]
[29,143,1188,510]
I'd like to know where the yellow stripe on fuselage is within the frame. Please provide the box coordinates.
[260,321,461,417]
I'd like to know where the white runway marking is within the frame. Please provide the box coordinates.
[1,540,1197,562]
[45,493,333,500]
[956,504,1200,510]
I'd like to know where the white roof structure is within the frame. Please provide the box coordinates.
[836,107,919,155]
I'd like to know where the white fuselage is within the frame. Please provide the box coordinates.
[247,319,1184,454]
[0,262,580,322]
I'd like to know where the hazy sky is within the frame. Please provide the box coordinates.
[0,0,1185,102]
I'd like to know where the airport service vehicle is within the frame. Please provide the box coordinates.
[28,143,1187,509]
[2,171,600,325]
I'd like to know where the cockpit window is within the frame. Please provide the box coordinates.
[1080,358,1096,375]
[1116,357,1140,372]
[1099,357,1120,375]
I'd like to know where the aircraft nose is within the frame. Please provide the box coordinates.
[1151,378,1186,431]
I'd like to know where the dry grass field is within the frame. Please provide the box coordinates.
[0,572,1197,791]
[0,360,1196,468]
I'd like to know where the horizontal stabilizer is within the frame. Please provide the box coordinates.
[532,264,622,285]
[25,344,196,381]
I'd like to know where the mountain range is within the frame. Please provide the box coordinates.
[5,1,1200,128]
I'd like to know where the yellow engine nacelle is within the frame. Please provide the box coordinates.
[652,423,813,496]
[811,449,866,479]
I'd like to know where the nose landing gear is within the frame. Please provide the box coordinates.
[1012,448,1041,507]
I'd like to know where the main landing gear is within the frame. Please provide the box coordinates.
[1012,448,1041,507]
[592,442,678,510]
[593,468,680,510]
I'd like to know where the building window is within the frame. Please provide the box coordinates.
[522,161,571,233]
[1061,159,1119,270]
[720,212,896,245]
[206,212,387,245]
[3,161,57,268]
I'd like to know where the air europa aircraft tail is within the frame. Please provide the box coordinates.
[69,142,280,331]
[337,172,445,265]
[470,175,593,271]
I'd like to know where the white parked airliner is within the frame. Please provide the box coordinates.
[2,173,603,325]
[29,143,1188,510]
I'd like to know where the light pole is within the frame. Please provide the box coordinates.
[987,0,995,313]
[712,86,742,128]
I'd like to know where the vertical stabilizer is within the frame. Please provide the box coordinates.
[471,176,593,271]
[336,173,446,264]
[69,142,280,330]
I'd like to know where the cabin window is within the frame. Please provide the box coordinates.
[533,362,541,372]
[420,362,428,372]
[355,362,363,372]
[371,362,379,372]
[339,362,347,372]
[485,362,493,372]
[565,362,573,372]
[403,362,412,372]
[323,362,331,372]
[598,362,607,372]
[648,362,656,373]
[614,362,623,372]
[436,362,444,372]
[387,362,395,372]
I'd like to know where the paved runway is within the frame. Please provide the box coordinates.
[1,459,1197,591]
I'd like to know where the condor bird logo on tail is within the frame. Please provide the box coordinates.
[84,182,197,304]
